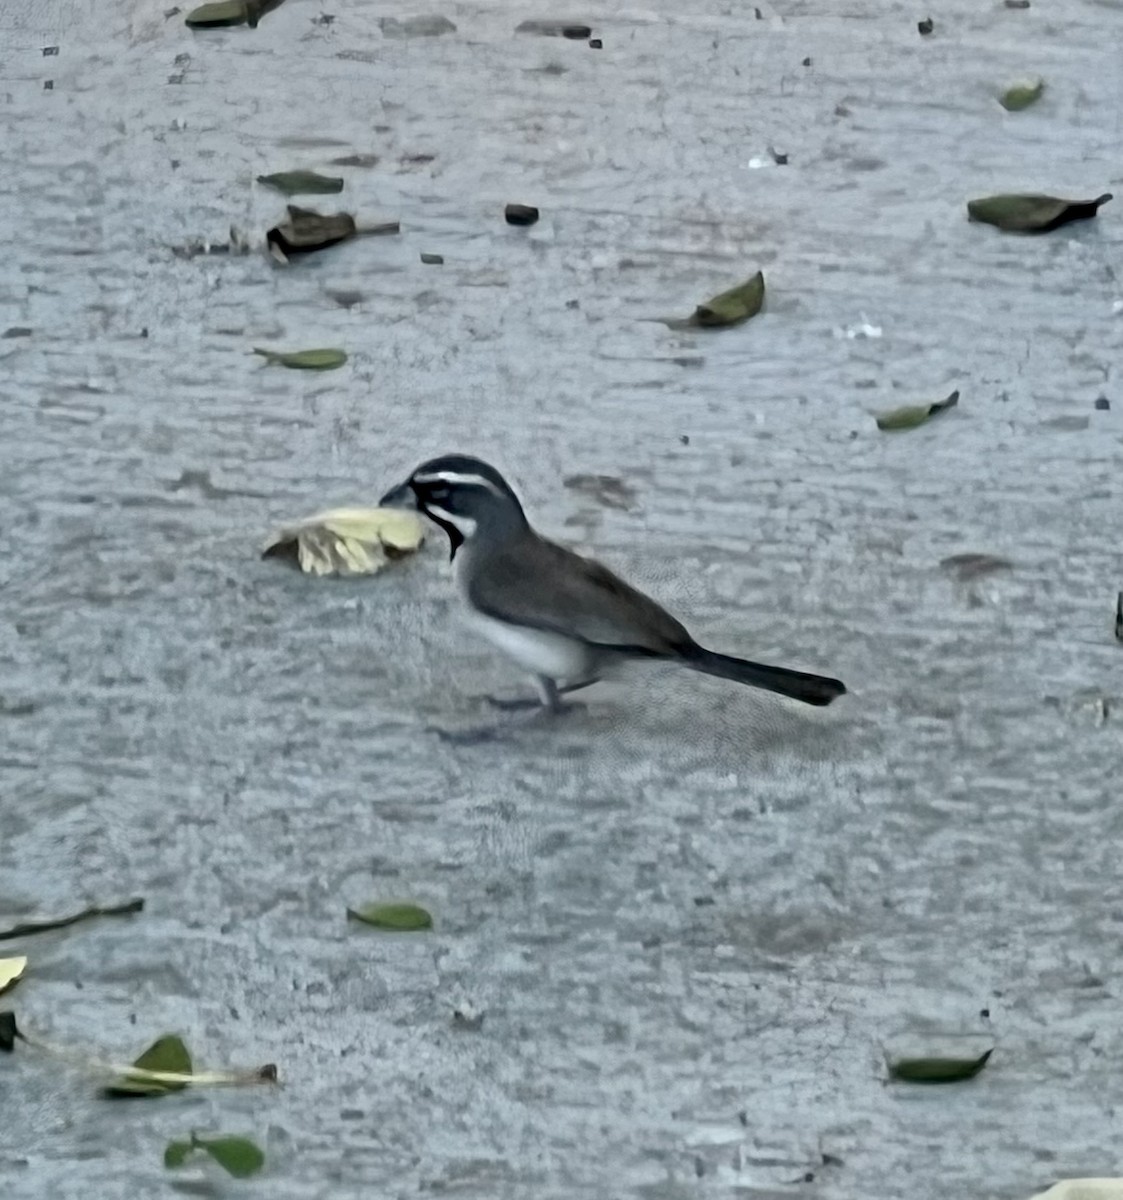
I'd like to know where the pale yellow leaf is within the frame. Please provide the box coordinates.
[1030,1183,1123,1200]
[0,955,27,995]
[262,507,425,577]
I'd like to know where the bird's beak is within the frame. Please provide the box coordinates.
[379,478,416,509]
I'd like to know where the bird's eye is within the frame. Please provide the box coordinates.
[428,485,451,502]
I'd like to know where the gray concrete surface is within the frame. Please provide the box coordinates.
[1,0,1121,1196]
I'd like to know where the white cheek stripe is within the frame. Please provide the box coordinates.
[423,504,478,537]
[413,470,505,496]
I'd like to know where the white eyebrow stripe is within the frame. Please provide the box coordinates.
[422,504,478,536]
[413,470,505,496]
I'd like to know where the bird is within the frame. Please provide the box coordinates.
[380,454,846,716]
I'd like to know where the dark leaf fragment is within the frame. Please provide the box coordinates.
[257,170,344,196]
[0,1010,21,1052]
[888,1047,992,1083]
[917,17,933,34]
[515,19,591,36]
[940,553,1013,581]
[1115,592,1123,644]
[266,205,357,259]
[0,898,143,942]
[420,252,444,264]
[330,153,379,167]
[505,204,539,226]
[967,193,1112,232]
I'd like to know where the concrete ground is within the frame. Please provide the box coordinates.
[1,0,1121,1196]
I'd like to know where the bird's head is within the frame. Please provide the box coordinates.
[379,454,527,557]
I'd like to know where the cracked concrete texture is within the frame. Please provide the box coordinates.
[0,0,1121,1197]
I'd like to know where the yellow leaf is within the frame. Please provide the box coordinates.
[0,956,27,996]
[262,507,426,577]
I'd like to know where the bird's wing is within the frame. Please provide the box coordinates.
[466,536,691,653]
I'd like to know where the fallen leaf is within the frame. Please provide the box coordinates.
[917,16,933,34]
[257,170,344,196]
[379,15,456,36]
[505,203,539,226]
[940,553,1014,581]
[1030,1181,1123,1200]
[875,389,959,432]
[164,1141,193,1169]
[266,205,356,259]
[1115,592,1122,643]
[186,0,249,25]
[326,288,363,308]
[0,898,143,942]
[186,0,283,28]
[680,271,766,329]
[1000,77,1044,111]
[252,347,348,370]
[0,957,27,996]
[888,1047,992,1083]
[0,1011,19,1052]
[967,193,1112,232]
[420,252,444,264]
[330,153,379,167]
[347,902,433,931]
[165,1134,265,1179]
[105,1034,192,1098]
[515,19,591,36]
[563,473,638,511]
[262,507,426,577]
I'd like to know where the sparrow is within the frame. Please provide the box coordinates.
[380,454,846,713]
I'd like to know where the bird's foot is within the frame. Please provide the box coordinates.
[429,696,585,744]
[482,693,541,712]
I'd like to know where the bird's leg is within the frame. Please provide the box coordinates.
[430,678,587,745]
[483,676,598,713]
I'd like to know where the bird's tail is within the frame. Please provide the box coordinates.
[679,645,846,707]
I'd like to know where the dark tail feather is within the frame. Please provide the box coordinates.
[679,645,846,707]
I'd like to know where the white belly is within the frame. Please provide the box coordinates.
[462,608,592,682]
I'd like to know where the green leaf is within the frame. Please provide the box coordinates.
[104,1034,192,1098]
[186,0,282,26]
[163,1141,194,1169]
[185,1,248,26]
[197,1135,266,1178]
[875,389,959,432]
[257,170,344,196]
[253,347,348,370]
[967,192,1112,232]
[164,1135,265,1178]
[999,77,1044,111]
[691,271,766,328]
[347,903,433,931]
[888,1047,993,1083]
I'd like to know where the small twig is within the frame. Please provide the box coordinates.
[0,898,144,942]
[5,1016,278,1088]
